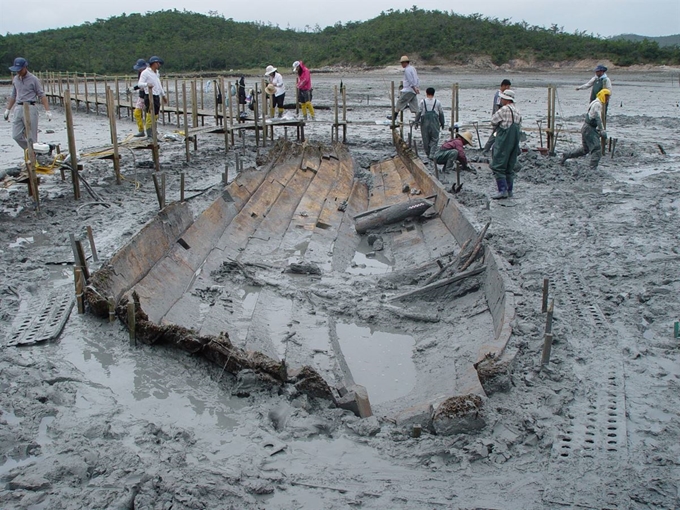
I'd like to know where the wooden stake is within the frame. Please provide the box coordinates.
[161,172,166,208]
[127,301,136,346]
[148,84,160,173]
[152,173,163,209]
[108,296,116,322]
[180,172,185,202]
[542,278,550,313]
[93,75,99,115]
[175,78,180,127]
[83,73,89,112]
[182,81,190,162]
[63,89,81,200]
[541,333,553,366]
[545,299,554,335]
[74,267,84,314]
[86,225,99,262]
[106,87,122,184]
[390,81,396,130]
[224,78,230,151]
[74,239,90,280]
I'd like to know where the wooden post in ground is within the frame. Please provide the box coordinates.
[180,172,185,202]
[200,78,204,110]
[83,73,90,113]
[106,87,122,184]
[183,81,190,162]
[152,173,163,209]
[74,73,79,111]
[547,86,557,154]
[452,83,460,127]
[175,78,180,127]
[542,277,550,313]
[191,80,198,134]
[254,82,261,147]
[21,104,40,210]
[261,81,267,146]
[74,267,84,314]
[63,89,81,200]
[86,225,99,263]
[224,78,231,150]
[115,78,121,119]
[94,75,100,115]
[108,296,116,322]
[342,85,347,143]
[541,299,555,366]
[147,84,160,173]
[333,85,339,143]
[390,81,396,131]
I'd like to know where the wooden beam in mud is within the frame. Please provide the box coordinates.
[388,265,486,301]
[354,198,433,234]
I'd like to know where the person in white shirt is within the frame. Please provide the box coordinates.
[138,56,167,137]
[389,55,419,120]
[576,65,612,102]
[264,65,286,118]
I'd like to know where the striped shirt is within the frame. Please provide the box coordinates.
[491,104,521,129]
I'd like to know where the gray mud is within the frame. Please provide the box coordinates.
[1,70,679,509]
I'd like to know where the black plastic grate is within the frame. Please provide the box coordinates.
[6,291,74,347]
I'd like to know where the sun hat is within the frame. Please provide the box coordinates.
[594,64,607,72]
[457,131,474,145]
[292,61,300,71]
[499,89,515,101]
[264,65,277,76]
[133,59,147,71]
[265,83,277,95]
[148,56,164,65]
[400,55,410,63]
[9,57,28,72]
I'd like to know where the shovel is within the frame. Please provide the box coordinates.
[472,121,482,149]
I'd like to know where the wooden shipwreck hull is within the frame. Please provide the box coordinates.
[86,139,515,431]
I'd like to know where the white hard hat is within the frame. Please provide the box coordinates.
[292,60,300,71]
[264,65,277,76]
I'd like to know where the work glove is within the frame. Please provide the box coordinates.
[599,130,607,139]
[46,111,52,121]
[414,123,420,130]
[3,109,9,121]
[133,85,140,91]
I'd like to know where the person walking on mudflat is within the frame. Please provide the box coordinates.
[576,65,612,102]
[489,89,521,200]
[389,55,419,119]
[414,87,445,161]
[132,59,148,137]
[4,57,52,151]
[293,60,314,121]
[561,89,611,170]
[138,56,167,138]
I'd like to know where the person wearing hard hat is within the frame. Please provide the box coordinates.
[489,89,522,199]
[264,65,286,118]
[561,88,611,170]
[414,87,445,161]
[131,59,148,137]
[389,55,420,120]
[138,56,167,138]
[293,61,314,121]
[433,131,473,175]
[577,64,612,102]
[4,57,52,151]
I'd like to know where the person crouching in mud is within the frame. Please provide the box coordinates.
[561,89,611,170]
[433,131,473,174]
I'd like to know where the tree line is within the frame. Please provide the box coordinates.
[1,8,678,74]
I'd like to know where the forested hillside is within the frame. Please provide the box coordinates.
[1,8,679,74]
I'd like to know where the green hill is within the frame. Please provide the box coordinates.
[1,9,679,74]
[611,33,680,48]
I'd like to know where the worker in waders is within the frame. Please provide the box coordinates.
[561,88,611,170]
[489,89,522,199]
[482,78,511,155]
[414,87,445,161]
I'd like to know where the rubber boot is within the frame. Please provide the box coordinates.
[134,109,145,135]
[507,178,514,198]
[146,128,153,138]
[306,102,315,121]
[277,107,284,118]
[491,178,508,200]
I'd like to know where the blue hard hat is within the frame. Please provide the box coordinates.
[594,64,607,72]
[148,56,164,65]
[133,59,147,71]
[9,57,28,72]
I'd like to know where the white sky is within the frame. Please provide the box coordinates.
[2,0,679,38]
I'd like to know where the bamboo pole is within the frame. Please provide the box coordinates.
[63,89,81,200]
[106,87,122,184]
[183,81,190,162]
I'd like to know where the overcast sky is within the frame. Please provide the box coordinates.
[2,0,679,38]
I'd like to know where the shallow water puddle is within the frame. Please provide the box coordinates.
[335,322,416,405]
[346,236,393,275]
